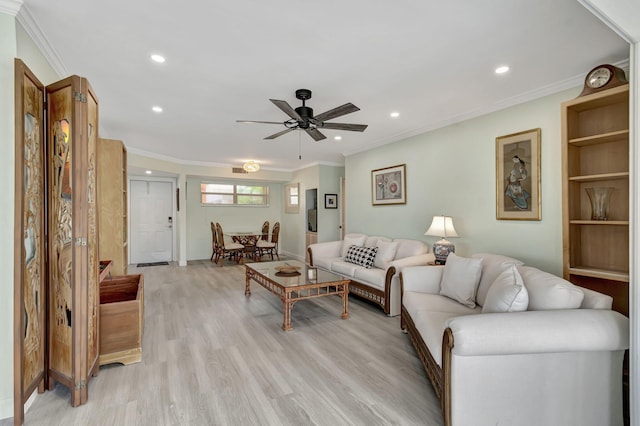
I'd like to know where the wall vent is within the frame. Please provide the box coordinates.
[232,167,248,174]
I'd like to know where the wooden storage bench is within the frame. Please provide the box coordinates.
[99,274,144,366]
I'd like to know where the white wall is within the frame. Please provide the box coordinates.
[186,176,283,260]
[318,165,344,242]
[346,88,580,274]
[0,12,17,420]
[282,166,319,259]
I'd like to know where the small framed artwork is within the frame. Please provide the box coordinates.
[372,164,406,205]
[325,193,338,209]
[496,128,541,220]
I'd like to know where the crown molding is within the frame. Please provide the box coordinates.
[16,4,67,77]
[0,0,22,16]
[342,58,631,158]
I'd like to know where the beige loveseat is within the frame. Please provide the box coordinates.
[307,233,434,316]
[400,252,629,426]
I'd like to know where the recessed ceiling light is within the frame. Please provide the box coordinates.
[145,170,152,175]
[390,112,400,118]
[152,106,163,113]
[150,54,165,63]
[495,65,510,74]
[334,136,342,141]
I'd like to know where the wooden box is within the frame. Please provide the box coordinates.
[99,274,144,365]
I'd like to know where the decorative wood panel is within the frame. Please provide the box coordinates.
[86,84,100,379]
[97,138,128,276]
[14,59,46,426]
[46,75,100,406]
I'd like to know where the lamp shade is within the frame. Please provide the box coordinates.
[243,161,260,173]
[424,215,458,238]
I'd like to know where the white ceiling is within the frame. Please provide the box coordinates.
[18,0,628,172]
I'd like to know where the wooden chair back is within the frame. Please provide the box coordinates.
[271,222,280,244]
[261,221,270,241]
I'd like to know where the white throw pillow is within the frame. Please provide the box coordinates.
[482,264,529,313]
[439,253,483,308]
[373,240,399,270]
[472,253,524,307]
[517,265,584,310]
[340,234,367,257]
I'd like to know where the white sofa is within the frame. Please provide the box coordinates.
[401,252,629,426]
[307,233,434,316]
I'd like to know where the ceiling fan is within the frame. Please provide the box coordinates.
[237,89,368,141]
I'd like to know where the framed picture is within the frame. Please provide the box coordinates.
[325,193,338,209]
[496,128,541,220]
[372,164,406,205]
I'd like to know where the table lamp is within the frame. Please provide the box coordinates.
[425,215,458,264]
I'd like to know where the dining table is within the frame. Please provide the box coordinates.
[227,231,266,260]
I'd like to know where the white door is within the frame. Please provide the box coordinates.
[130,180,173,264]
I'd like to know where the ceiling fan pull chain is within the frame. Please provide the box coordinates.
[298,131,302,160]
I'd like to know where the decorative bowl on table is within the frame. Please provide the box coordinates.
[275,264,301,275]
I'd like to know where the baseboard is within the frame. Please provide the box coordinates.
[281,251,304,262]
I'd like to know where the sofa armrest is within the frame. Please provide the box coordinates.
[307,240,343,266]
[390,253,435,270]
[400,265,444,295]
[446,309,629,356]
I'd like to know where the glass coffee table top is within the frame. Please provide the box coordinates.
[245,260,344,288]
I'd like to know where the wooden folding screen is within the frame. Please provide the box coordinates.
[14,59,100,424]
[14,58,47,426]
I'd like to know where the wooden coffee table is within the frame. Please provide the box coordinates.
[244,260,350,331]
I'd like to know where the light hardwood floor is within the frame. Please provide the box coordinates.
[10,261,443,426]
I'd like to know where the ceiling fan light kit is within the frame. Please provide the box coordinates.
[237,89,368,142]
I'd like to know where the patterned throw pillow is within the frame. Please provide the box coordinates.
[344,245,378,269]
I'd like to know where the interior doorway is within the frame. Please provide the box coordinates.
[129,179,174,264]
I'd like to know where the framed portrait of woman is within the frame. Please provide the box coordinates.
[496,128,541,220]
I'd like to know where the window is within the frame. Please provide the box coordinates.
[201,182,269,206]
[285,183,300,213]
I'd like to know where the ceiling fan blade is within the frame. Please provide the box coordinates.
[320,122,368,132]
[305,128,326,141]
[314,103,360,122]
[264,128,295,139]
[270,99,302,121]
[236,120,284,125]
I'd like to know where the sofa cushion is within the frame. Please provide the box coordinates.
[374,240,399,270]
[340,234,367,257]
[482,264,529,313]
[331,260,362,277]
[518,265,584,310]
[403,291,480,319]
[354,267,387,291]
[413,309,475,367]
[364,235,391,247]
[313,256,342,271]
[344,245,378,269]
[439,253,483,308]
[393,238,429,260]
[472,253,524,307]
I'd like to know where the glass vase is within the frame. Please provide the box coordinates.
[585,187,615,220]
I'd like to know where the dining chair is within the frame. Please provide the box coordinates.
[257,221,280,261]
[210,222,218,262]
[215,222,245,266]
[260,221,270,241]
